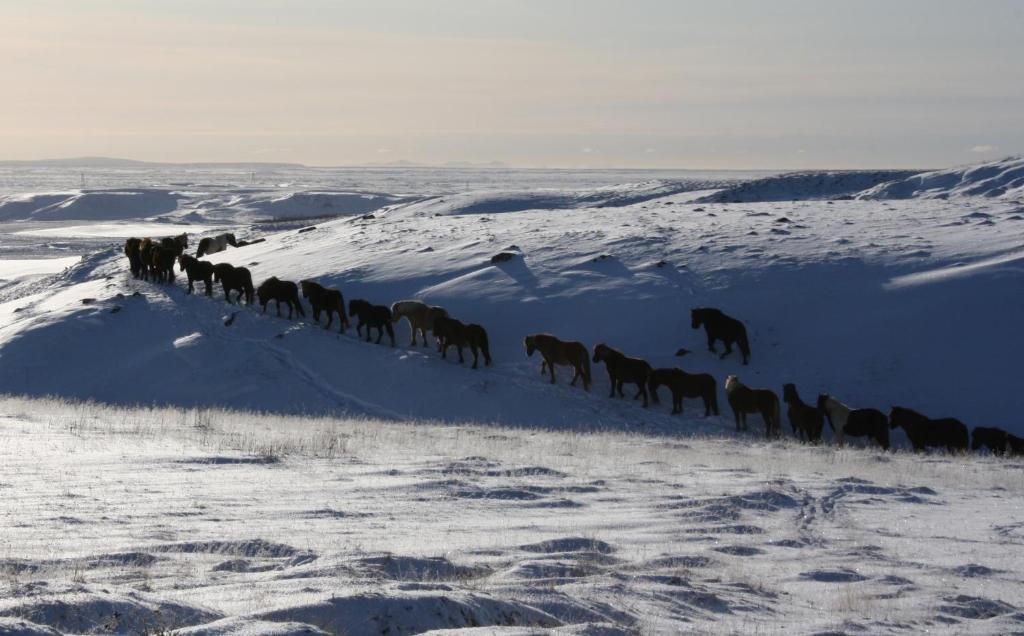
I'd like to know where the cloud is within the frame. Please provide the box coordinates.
[971,144,999,153]
[644,147,656,154]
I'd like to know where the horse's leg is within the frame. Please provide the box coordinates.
[707,332,717,353]
[470,345,479,369]
[457,345,465,364]
[617,379,625,398]
[550,360,559,385]
[640,383,648,408]
[720,340,733,360]
[607,371,616,398]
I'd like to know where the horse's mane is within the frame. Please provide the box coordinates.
[821,394,851,417]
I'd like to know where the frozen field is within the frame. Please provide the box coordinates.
[0,397,1022,635]
[0,158,1023,633]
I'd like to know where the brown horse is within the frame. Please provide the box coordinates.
[434,316,491,368]
[301,280,348,333]
[648,367,718,416]
[524,333,590,390]
[257,277,305,319]
[124,237,143,278]
[212,263,254,304]
[150,244,177,284]
[782,383,824,443]
[177,254,214,296]
[592,344,652,407]
[724,375,780,438]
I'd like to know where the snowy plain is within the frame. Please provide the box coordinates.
[0,159,1022,633]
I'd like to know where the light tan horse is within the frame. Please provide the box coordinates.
[724,375,780,438]
[391,300,449,346]
[524,333,591,390]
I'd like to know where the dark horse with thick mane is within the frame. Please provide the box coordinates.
[349,299,395,346]
[129,233,186,281]
[257,277,305,319]
[889,406,969,453]
[782,383,824,443]
[212,263,254,304]
[592,344,652,407]
[971,426,1024,456]
[435,316,492,368]
[691,308,750,365]
[177,254,214,296]
[724,375,780,438]
[648,367,718,416]
[196,233,237,258]
[524,333,590,390]
[301,280,348,333]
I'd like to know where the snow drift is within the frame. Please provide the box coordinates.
[859,156,1024,200]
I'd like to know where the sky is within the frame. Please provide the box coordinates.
[1,0,1022,169]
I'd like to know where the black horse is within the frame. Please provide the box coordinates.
[301,280,348,333]
[782,383,824,443]
[971,427,1024,456]
[890,406,969,453]
[691,308,750,365]
[212,263,254,304]
[257,277,305,319]
[177,254,214,296]
[648,368,718,416]
[434,316,492,369]
[349,299,395,345]
[592,344,652,407]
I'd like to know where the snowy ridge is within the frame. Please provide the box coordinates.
[692,170,918,203]
[858,156,1024,200]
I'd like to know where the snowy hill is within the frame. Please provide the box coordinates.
[693,170,918,203]
[2,172,1024,436]
[859,156,1024,200]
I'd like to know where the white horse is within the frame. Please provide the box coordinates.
[816,393,852,444]
[391,300,449,347]
[196,233,238,258]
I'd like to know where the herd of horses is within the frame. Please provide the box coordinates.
[123,232,1023,458]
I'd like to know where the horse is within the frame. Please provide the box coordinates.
[391,300,449,347]
[648,367,718,416]
[524,333,590,390]
[349,299,395,346]
[782,384,824,443]
[434,316,492,368]
[592,344,652,407]
[138,238,155,280]
[257,277,305,319]
[971,427,1024,456]
[212,263,254,304]
[724,375,780,438]
[196,233,237,258]
[150,244,177,284]
[161,233,188,256]
[124,238,143,278]
[816,394,890,449]
[301,280,348,333]
[691,308,751,365]
[889,406,969,453]
[177,254,214,296]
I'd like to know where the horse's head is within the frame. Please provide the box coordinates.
[196,239,208,258]
[782,383,797,403]
[724,374,739,393]
[226,233,237,247]
[300,280,311,298]
[888,407,906,429]
[816,394,831,411]
[691,309,702,329]
[592,343,607,363]
[524,335,536,357]
[348,299,363,317]
[175,233,188,249]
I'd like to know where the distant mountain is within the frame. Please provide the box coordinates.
[0,157,306,169]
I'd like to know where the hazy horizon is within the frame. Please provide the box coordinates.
[3,1,1022,169]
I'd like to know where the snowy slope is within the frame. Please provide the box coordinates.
[693,170,918,203]
[1,177,1024,437]
[860,156,1024,200]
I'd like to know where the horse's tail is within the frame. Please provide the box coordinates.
[709,385,720,415]
[479,328,492,365]
[647,372,660,404]
[772,395,781,435]
[581,353,591,388]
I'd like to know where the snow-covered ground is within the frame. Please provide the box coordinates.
[1,159,1023,633]
[0,397,1022,635]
